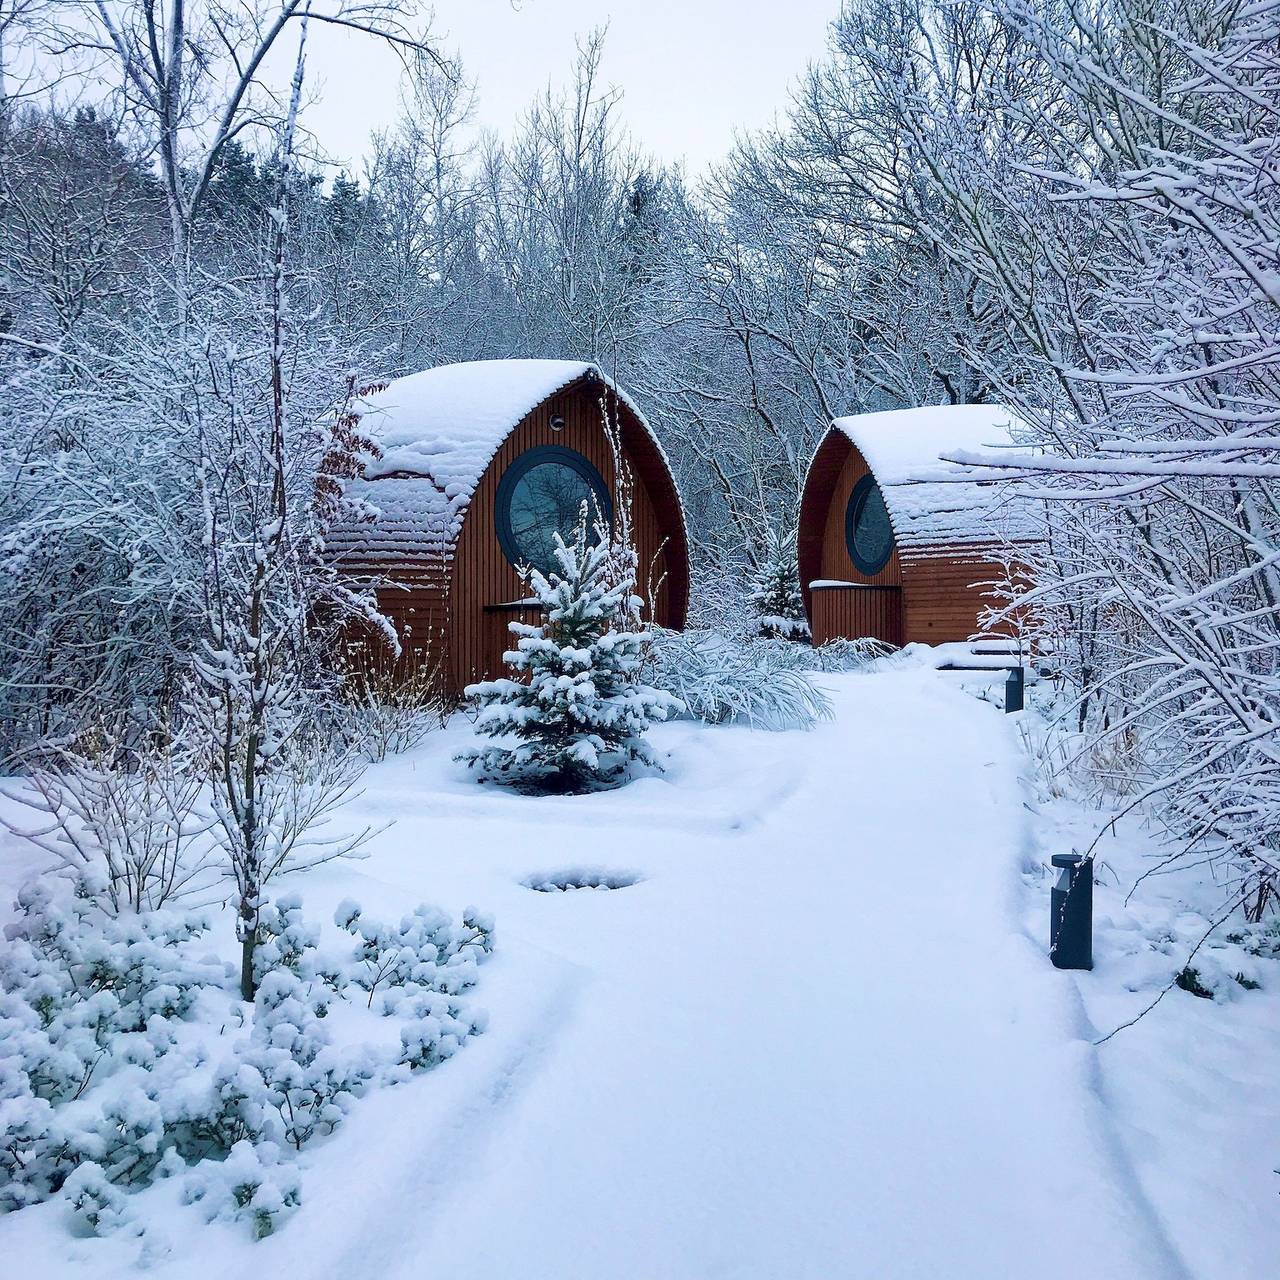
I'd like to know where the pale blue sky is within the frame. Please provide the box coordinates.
[304,0,841,176]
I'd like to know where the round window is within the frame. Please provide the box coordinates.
[844,475,895,576]
[495,445,613,576]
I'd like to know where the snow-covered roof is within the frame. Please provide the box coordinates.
[829,404,1033,553]
[329,359,664,566]
[360,360,598,484]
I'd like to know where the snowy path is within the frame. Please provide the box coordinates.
[2,670,1193,1278]
[301,670,1185,1280]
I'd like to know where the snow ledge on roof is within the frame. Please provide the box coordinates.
[830,404,1036,549]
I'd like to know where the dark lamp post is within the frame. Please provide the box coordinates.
[1004,665,1025,713]
[1050,853,1093,970]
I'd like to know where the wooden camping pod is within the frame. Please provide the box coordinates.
[797,406,1028,648]
[330,361,689,696]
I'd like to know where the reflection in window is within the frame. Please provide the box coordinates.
[845,475,894,576]
[496,446,612,576]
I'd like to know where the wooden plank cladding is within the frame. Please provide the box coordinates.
[811,585,903,647]
[446,379,686,692]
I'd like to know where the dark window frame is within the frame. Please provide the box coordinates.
[495,444,613,574]
[844,474,895,577]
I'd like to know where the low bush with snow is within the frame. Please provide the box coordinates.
[1094,906,1277,1004]
[182,1139,301,1239]
[645,630,836,730]
[0,884,493,1240]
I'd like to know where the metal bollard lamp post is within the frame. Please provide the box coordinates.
[1004,665,1025,713]
[1050,854,1093,970]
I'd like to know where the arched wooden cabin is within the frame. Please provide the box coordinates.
[797,405,1026,648]
[331,360,689,694]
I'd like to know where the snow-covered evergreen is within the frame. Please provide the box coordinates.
[747,524,809,640]
[459,512,682,792]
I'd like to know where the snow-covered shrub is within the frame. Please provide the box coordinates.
[1221,918,1280,962]
[1092,896,1276,1006]
[183,1139,301,1239]
[0,1080,57,1210]
[804,637,895,672]
[0,882,224,1105]
[397,993,489,1071]
[335,900,494,1008]
[206,969,377,1155]
[252,894,337,989]
[334,662,447,763]
[0,884,494,1236]
[64,1160,138,1237]
[0,884,227,1208]
[459,513,681,792]
[646,629,832,729]
[184,711,376,1000]
[0,734,217,914]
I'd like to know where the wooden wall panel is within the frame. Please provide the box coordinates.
[448,380,685,693]
[337,560,451,683]
[818,446,903,589]
[810,586,903,647]
[900,550,1011,645]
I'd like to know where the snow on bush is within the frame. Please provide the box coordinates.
[0,735,218,914]
[332,663,448,763]
[459,512,681,793]
[335,899,494,1009]
[804,636,896,672]
[0,884,494,1239]
[64,1160,140,1237]
[1096,909,1277,1004]
[645,629,837,729]
[183,1139,301,1239]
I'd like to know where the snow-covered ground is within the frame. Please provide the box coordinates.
[2,666,1276,1278]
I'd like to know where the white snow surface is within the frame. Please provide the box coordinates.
[330,360,655,564]
[360,360,596,483]
[831,403,1037,552]
[2,667,1275,1278]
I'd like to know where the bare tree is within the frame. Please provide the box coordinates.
[895,0,1280,914]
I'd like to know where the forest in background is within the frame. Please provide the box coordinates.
[1,0,1278,921]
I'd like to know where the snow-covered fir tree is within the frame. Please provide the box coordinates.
[748,525,808,640]
[458,510,682,793]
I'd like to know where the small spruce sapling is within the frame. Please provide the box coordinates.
[458,508,681,792]
[748,524,808,640]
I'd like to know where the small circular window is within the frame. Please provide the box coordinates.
[495,445,613,576]
[844,475,895,576]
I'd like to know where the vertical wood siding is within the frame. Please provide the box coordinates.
[448,381,684,692]
[810,586,903,646]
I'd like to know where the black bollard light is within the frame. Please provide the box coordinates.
[1004,665,1025,714]
[1050,854,1093,970]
